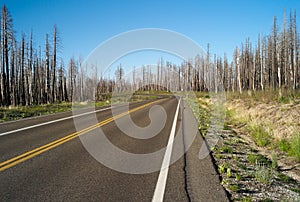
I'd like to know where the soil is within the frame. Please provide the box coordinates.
[211,127,300,201]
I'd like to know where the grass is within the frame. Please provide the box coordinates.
[226,90,300,163]
[248,153,271,166]
[277,173,293,183]
[0,102,72,122]
[254,165,273,185]
[278,139,291,152]
[271,153,279,170]
[197,100,211,136]
[235,173,242,181]
[276,133,300,162]
[237,162,248,170]
[219,145,234,154]
[0,93,160,123]
[227,167,232,178]
[246,125,272,147]
[225,108,249,126]
[290,187,300,194]
[218,164,227,174]
[241,197,253,202]
[288,133,300,161]
[226,89,300,104]
[228,184,239,192]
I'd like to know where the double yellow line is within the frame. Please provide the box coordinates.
[0,99,164,172]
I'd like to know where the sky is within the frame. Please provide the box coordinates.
[1,0,299,75]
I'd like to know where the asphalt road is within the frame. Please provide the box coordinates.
[0,97,228,201]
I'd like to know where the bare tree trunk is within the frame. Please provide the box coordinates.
[52,25,57,103]
[45,34,50,103]
[236,48,242,94]
[293,10,297,90]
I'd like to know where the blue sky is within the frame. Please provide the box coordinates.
[2,0,299,71]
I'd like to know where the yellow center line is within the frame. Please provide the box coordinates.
[0,99,165,172]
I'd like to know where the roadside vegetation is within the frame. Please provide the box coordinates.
[195,91,300,201]
[0,93,163,123]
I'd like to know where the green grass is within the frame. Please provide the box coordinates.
[241,197,253,202]
[197,102,211,136]
[0,102,72,122]
[227,167,232,178]
[278,139,291,152]
[271,153,279,170]
[248,153,271,166]
[235,173,242,181]
[277,173,293,183]
[0,93,161,123]
[246,125,272,147]
[228,184,239,192]
[226,89,300,104]
[288,133,300,162]
[237,162,248,170]
[219,145,233,154]
[218,164,227,174]
[290,187,300,194]
[276,133,300,162]
[255,165,273,184]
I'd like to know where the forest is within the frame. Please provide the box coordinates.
[0,4,299,107]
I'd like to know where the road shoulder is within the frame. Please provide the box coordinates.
[182,100,229,201]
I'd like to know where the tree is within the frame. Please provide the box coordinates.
[1,4,14,106]
[51,25,58,103]
[45,33,51,103]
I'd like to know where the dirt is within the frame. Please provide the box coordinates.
[196,96,300,201]
[211,128,300,201]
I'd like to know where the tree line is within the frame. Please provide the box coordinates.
[0,4,299,107]
[110,9,299,96]
[0,5,69,107]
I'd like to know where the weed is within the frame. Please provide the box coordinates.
[278,139,290,152]
[241,197,253,202]
[288,133,300,162]
[250,148,258,152]
[221,178,229,185]
[277,173,292,183]
[235,173,242,181]
[271,153,278,170]
[290,187,300,194]
[219,145,233,154]
[237,162,247,170]
[234,138,243,144]
[227,168,232,178]
[278,96,291,104]
[248,153,271,166]
[233,155,239,161]
[247,125,272,147]
[228,184,239,192]
[224,124,231,130]
[218,164,226,174]
[255,165,272,185]
[215,154,224,159]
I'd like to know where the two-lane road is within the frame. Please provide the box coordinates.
[0,97,228,201]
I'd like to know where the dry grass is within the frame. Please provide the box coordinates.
[225,91,300,162]
[226,98,299,141]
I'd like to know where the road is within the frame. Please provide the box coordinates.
[0,97,228,201]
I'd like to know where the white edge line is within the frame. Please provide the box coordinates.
[0,107,112,137]
[152,97,181,202]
